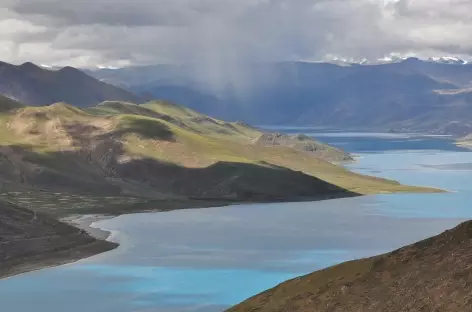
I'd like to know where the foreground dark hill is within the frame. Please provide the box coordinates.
[0,200,116,278]
[89,59,472,135]
[0,61,140,107]
[228,220,472,312]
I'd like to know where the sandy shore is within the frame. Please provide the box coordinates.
[61,214,116,240]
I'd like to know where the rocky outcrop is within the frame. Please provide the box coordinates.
[255,133,352,161]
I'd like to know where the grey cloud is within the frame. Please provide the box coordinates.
[1,0,472,71]
[9,0,198,27]
[393,0,472,20]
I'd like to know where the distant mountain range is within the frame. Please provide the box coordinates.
[326,56,469,66]
[0,61,140,107]
[87,58,472,135]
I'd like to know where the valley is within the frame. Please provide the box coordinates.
[0,90,435,279]
[1,131,470,312]
[0,95,431,211]
[2,2,472,311]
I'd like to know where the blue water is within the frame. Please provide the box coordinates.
[1,131,472,312]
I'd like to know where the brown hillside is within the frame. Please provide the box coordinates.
[228,220,472,312]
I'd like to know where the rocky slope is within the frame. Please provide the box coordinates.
[255,133,352,162]
[228,220,472,312]
[0,200,116,278]
[0,61,140,107]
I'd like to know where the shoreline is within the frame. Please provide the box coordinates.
[0,214,118,281]
[61,214,116,241]
[0,194,357,281]
[0,188,439,281]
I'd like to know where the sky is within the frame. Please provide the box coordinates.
[1,0,472,68]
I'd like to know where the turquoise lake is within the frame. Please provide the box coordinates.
[1,131,472,311]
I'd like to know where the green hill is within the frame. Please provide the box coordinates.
[0,100,438,217]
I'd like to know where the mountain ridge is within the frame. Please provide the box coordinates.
[0,61,141,108]
[87,59,472,135]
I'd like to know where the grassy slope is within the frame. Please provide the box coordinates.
[227,220,472,312]
[0,100,436,200]
[98,101,436,194]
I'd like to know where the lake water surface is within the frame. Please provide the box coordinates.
[1,131,472,312]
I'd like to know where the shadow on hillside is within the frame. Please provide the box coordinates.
[0,143,360,203]
[116,158,360,201]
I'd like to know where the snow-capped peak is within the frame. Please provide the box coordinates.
[318,55,469,66]
[96,65,119,70]
[428,56,468,65]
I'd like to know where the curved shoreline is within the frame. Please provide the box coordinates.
[0,214,118,280]
[0,185,441,281]
[61,214,116,241]
[0,194,357,280]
